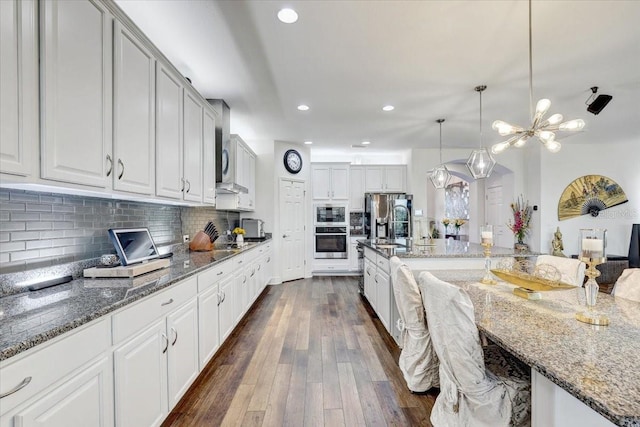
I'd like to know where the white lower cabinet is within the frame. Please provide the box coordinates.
[375,269,391,331]
[10,356,114,427]
[364,258,376,309]
[363,251,392,334]
[218,275,236,344]
[113,298,198,427]
[197,284,220,369]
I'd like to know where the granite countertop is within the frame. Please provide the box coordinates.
[423,269,640,427]
[359,238,540,259]
[0,240,271,362]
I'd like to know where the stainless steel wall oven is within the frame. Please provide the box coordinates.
[314,226,348,259]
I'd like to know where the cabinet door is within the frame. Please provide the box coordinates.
[218,275,236,343]
[166,299,199,408]
[376,270,391,332]
[330,166,349,199]
[364,259,376,308]
[236,269,249,321]
[246,151,256,209]
[183,90,203,202]
[114,320,168,427]
[155,63,183,200]
[349,166,365,211]
[311,165,331,199]
[202,108,216,204]
[349,241,359,271]
[365,167,384,192]
[264,251,273,289]
[1,0,37,177]
[113,21,155,195]
[384,166,406,192]
[41,0,112,188]
[198,285,220,369]
[12,356,113,427]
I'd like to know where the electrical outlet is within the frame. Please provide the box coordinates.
[183,234,189,242]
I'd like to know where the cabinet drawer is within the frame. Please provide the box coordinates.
[0,318,110,415]
[112,276,197,345]
[232,253,246,270]
[197,259,232,292]
[376,254,390,273]
[364,247,377,262]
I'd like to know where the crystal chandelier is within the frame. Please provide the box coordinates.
[466,85,496,179]
[491,0,584,154]
[430,119,451,189]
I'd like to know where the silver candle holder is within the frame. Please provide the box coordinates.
[480,225,497,285]
[576,228,610,326]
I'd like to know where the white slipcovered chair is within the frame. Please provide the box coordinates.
[612,268,640,302]
[389,256,439,392]
[418,271,531,427]
[535,254,586,286]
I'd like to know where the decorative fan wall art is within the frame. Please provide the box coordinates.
[558,175,628,220]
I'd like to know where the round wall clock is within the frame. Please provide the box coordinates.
[284,149,303,174]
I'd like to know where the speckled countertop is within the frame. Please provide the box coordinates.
[422,269,640,427]
[0,240,271,362]
[359,238,540,259]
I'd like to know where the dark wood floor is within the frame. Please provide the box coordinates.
[162,276,436,427]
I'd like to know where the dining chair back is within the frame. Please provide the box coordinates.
[418,271,531,427]
[612,268,640,302]
[389,256,439,392]
[536,255,586,287]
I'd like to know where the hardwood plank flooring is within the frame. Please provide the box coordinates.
[162,276,436,427]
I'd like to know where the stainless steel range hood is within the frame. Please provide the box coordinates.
[207,99,248,194]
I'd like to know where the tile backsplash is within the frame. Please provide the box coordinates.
[0,188,238,275]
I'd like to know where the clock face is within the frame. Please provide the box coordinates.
[284,149,303,174]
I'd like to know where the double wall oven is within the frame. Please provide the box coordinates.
[314,204,348,259]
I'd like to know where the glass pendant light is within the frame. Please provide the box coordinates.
[466,85,496,179]
[491,0,584,154]
[430,119,451,189]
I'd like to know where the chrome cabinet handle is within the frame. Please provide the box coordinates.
[243,276,247,284]
[162,333,169,354]
[258,264,261,271]
[0,377,32,399]
[250,269,255,277]
[186,180,191,193]
[217,271,224,276]
[221,291,226,303]
[117,159,124,179]
[106,155,113,177]
[282,234,288,238]
[161,298,174,306]
[181,178,185,192]
[171,327,178,346]
[216,292,222,306]
[267,257,270,262]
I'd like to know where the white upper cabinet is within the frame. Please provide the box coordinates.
[364,165,406,193]
[202,108,216,204]
[349,165,365,211]
[182,89,203,202]
[155,63,183,200]
[311,163,349,200]
[41,0,113,188]
[113,21,155,195]
[0,0,38,178]
[216,135,256,211]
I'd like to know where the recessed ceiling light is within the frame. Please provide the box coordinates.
[304,141,313,145]
[277,8,298,24]
[361,141,371,145]
[297,104,309,111]
[382,105,395,112]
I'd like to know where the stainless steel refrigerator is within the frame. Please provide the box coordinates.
[364,193,413,240]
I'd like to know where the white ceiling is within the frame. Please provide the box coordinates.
[115,0,640,153]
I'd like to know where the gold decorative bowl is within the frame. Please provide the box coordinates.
[490,269,575,292]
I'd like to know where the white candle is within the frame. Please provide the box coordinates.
[481,231,493,245]
[581,238,603,258]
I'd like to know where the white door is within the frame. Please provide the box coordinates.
[166,300,199,408]
[280,178,305,282]
[183,90,203,202]
[486,186,510,248]
[114,320,168,427]
[41,0,112,188]
[1,0,37,177]
[155,63,183,200]
[113,21,155,195]
[12,356,113,427]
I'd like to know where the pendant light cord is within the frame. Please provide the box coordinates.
[479,89,483,148]
[439,121,443,164]
[528,0,533,120]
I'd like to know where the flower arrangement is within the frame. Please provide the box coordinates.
[232,227,245,235]
[442,218,451,232]
[453,218,466,234]
[508,195,533,244]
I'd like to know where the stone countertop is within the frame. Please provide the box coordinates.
[0,240,271,362]
[423,269,640,427]
[358,238,540,259]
